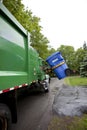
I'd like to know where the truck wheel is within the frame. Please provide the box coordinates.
[0,104,11,130]
[45,88,49,93]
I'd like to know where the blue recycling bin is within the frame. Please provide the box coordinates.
[46,52,68,79]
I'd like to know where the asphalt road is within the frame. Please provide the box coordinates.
[11,78,64,130]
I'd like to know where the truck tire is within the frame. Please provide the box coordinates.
[45,88,49,93]
[0,104,11,130]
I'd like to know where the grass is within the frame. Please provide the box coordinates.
[64,76,87,86]
[48,115,87,130]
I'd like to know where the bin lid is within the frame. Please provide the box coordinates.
[46,52,60,62]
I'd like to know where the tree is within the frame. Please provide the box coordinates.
[80,42,87,77]
[75,47,85,72]
[83,41,87,50]
[30,31,49,59]
[57,45,75,70]
[48,47,56,56]
[56,45,86,74]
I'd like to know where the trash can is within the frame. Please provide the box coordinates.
[46,52,68,79]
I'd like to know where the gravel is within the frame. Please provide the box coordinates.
[53,85,87,116]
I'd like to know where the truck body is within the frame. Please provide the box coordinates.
[0,2,48,130]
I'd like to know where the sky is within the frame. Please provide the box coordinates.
[22,0,87,50]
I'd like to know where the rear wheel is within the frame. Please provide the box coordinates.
[65,69,71,76]
[0,104,11,130]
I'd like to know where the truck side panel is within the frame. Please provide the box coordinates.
[0,2,45,92]
[28,46,45,82]
[0,2,28,90]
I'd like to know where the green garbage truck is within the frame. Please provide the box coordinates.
[0,2,49,130]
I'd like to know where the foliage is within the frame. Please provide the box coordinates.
[57,45,85,72]
[57,45,75,70]
[46,47,56,58]
[48,115,87,130]
[31,32,49,59]
[75,47,85,71]
[80,42,87,77]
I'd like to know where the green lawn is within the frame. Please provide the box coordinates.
[65,76,87,86]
